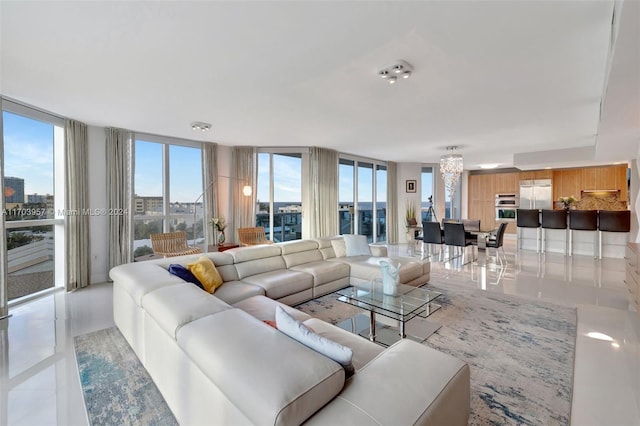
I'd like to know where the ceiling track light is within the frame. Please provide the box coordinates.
[191,121,212,132]
[378,60,414,85]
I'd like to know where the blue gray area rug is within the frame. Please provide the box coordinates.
[74,327,177,426]
[296,283,576,425]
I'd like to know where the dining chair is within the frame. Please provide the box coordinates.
[486,222,508,266]
[443,222,476,264]
[422,221,445,260]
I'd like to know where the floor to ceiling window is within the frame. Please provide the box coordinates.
[339,156,387,243]
[133,137,202,258]
[2,101,64,301]
[421,166,435,222]
[256,151,303,242]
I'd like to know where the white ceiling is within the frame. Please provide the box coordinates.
[1,1,638,170]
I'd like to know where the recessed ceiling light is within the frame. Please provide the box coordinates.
[378,60,413,84]
[479,164,499,169]
[191,121,211,132]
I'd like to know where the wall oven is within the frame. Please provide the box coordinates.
[495,193,518,221]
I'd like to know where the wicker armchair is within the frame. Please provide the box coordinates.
[150,231,202,258]
[237,227,274,246]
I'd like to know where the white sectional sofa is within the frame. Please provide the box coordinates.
[111,237,470,425]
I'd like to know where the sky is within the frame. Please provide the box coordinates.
[2,111,54,197]
[135,140,203,203]
[2,110,432,206]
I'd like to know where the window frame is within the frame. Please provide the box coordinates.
[256,147,308,242]
[132,133,203,253]
[2,99,66,300]
[338,154,387,242]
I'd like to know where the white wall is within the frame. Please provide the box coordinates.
[87,125,109,283]
[397,163,422,243]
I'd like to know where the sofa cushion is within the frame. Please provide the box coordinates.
[290,260,350,287]
[330,239,347,258]
[302,318,384,371]
[168,264,203,289]
[233,295,311,323]
[187,256,224,293]
[177,309,345,426]
[109,262,185,306]
[142,283,230,339]
[233,253,287,280]
[306,339,470,426]
[281,240,324,268]
[330,256,423,284]
[242,269,314,300]
[212,281,265,305]
[343,234,372,256]
[276,306,355,378]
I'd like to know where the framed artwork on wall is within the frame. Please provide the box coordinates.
[406,179,417,193]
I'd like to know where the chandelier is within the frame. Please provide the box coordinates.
[440,146,463,198]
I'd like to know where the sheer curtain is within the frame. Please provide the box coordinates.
[231,147,255,240]
[307,147,338,238]
[106,128,133,269]
[386,161,399,244]
[65,119,91,290]
[202,143,218,245]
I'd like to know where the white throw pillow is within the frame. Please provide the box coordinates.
[275,306,355,378]
[343,234,372,257]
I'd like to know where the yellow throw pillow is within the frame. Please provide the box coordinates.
[187,256,223,293]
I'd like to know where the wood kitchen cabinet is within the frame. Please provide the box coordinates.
[552,164,627,202]
[467,164,627,234]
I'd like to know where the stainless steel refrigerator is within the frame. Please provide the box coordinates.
[519,179,553,210]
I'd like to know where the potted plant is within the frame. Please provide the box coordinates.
[559,196,577,211]
[405,199,417,227]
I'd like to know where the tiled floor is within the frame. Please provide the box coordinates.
[1,238,639,425]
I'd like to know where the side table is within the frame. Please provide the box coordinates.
[206,243,240,253]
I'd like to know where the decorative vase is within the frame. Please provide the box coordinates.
[218,230,226,246]
[379,260,399,296]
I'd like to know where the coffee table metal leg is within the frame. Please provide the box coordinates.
[369,311,376,342]
[400,320,406,338]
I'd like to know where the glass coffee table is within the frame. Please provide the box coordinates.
[336,281,442,346]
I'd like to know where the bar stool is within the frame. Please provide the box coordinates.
[541,209,568,254]
[516,209,541,252]
[568,210,598,258]
[597,210,630,259]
